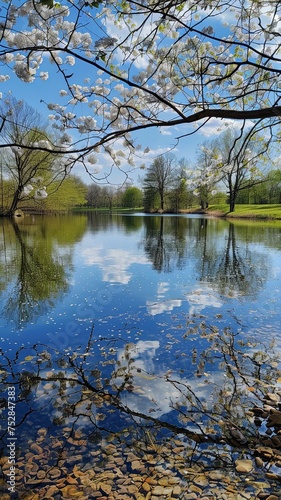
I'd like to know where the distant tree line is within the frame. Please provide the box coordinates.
[86,184,143,210]
[139,129,280,213]
[1,98,280,215]
[85,159,281,213]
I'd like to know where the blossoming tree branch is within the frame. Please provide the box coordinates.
[0,0,281,181]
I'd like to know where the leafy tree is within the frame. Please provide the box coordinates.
[86,184,124,209]
[143,154,176,211]
[262,169,281,204]
[237,168,281,204]
[40,175,88,211]
[192,141,221,209]
[121,186,143,208]
[86,184,100,208]
[216,129,268,212]
[0,173,87,213]
[168,158,190,212]
[87,184,107,208]
[1,1,281,177]
[0,97,66,215]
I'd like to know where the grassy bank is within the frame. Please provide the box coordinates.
[205,204,281,219]
[72,204,281,219]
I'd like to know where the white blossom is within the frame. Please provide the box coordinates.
[5,53,14,63]
[95,37,117,49]
[50,54,63,65]
[14,63,35,82]
[34,188,48,199]
[81,33,92,48]
[59,133,72,144]
[87,154,97,164]
[66,55,75,66]
[22,184,33,196]
[40,72,49,80]
[0,0,279,179]
[77,115,97,133]
[33,140,51,149]
[11,146,23,155]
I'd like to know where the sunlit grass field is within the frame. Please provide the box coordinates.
[206,204,281,219]
[75,204,281,219]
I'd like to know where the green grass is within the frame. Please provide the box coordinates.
[206,204,281,219]
[73,204,281,219]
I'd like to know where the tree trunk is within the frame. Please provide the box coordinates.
[200,200,208,210]
[160,191,164,211]
[8,186,22,216]
[229,191,236,212]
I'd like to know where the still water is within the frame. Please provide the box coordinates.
[1,213,281,499]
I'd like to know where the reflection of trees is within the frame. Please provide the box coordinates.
[0,215,87,324]
[86,215,272,297]
[196,219,269,297]
[142,216,188,272]
[139,215,270,296]
[86,211,143,233]
[232,218,281,251]
[1,320,281,497]
[85,213,191,272]
[119,214,143,233]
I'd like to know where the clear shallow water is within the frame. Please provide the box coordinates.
[1,213,281,498]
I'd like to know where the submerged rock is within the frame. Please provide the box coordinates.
[235,459,253,473]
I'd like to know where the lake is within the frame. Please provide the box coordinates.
[1,213,281,499]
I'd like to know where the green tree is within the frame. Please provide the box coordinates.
[206,129,267,212]
[264,169,281,204]
[143,154,176,212]
[236,168,281,204]
[193,142,221,210]
[41,175,88,211]
[121,186,143,208]
[0,174,87,213]
[168,158,190,212]
[0,98,64,215]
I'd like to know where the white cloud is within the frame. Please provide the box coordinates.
[82,246,149,284]
[146,299,182,315]
[113,340,229,419]
[157,281,170,297]
[186,287,223,315]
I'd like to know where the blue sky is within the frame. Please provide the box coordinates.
[0,71,204,185]
[0,3,269,187]
[0,69,236,187]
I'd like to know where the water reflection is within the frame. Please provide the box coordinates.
[143,216,188,272]
[0,214,277,328]
[196,221,270,298]
[1,321,281,498]
[0,214,281,498]
[0,215,87,325]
